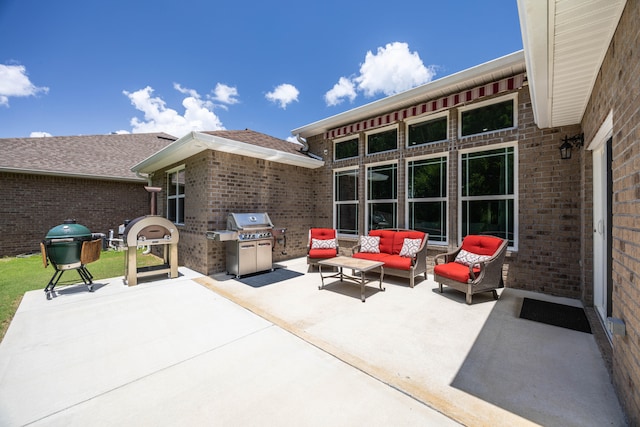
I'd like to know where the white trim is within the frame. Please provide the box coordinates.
[405,153,449,246]
[587,110,613,151]
[457,93,518,139]
[0,167,145,183]
[333,166,360,237]
[365,161,398,233]
[405,111,449,148]
[458,141,519,250]
[365,124,399,156]
[333,135,360,162]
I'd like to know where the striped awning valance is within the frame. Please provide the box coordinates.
[325,73,526,139]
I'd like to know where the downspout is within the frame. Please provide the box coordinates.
[296,134,323,161]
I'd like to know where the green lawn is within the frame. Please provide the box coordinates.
[0,250,163,342]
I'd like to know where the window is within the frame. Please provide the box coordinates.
[334,168,359,235]
[407,113,448,146]
[407,156,447,243]
[367,162,397,230]
[460,145,517,248]
[334,137,359,161]
[167,166,185,224]
[459,94,516,137]
[366,126,397,154]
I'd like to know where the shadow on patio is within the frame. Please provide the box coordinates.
[199,256,625,426]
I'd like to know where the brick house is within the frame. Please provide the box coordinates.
[0,133,176,257]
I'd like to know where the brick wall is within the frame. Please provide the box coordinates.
[149,150,318,275]
[582,0,640,423]
[306,87,586,299]
[0,172,150,257]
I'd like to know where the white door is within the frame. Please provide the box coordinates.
[592,144,608,321]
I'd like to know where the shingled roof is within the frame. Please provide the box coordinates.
[201,129,306,157]
[0,133,177,182]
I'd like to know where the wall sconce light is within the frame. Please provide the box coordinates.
[559,133,584,160]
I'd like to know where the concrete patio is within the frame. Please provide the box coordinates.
[0,257,626,426]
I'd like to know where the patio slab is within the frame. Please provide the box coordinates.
[199,257,626,427]
[0,267,457,426]
[0,257,626,426]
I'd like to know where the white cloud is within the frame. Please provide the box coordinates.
[265,83,299,109]
[123,85,224,137]
[212,83,239,105]
[324,77,357,107]
[0,64,49,106]
[324,42,436,106]
[30,131,52,137]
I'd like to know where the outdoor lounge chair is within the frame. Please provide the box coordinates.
[307,228,338,267]
[433,235,507,304]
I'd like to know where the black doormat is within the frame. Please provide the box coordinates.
[236,268,304,288]
[519,298,592,334]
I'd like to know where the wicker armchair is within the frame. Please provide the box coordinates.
[433,235,507,304]
[307,228,338,267]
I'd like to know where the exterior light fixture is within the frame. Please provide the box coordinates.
[559,133,584,160]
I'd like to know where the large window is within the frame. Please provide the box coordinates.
[334,137,359,161]
[334,168,359,235]
[407,156,447,242]
[407,113,448,147]
[460,145,516,247]
[459,94,516,137]
[167,166,185,224]
[366,126,397,154]
[367,163,397,230]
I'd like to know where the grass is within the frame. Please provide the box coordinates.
[0,250,163,342]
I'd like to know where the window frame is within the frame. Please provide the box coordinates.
[365,160,398,232]
[457,93,518,139]
[365,124,398,155]
[333,135,360,161]
[405,153,449,245]
[333,166,360,237]
[166,165,186,225]
[405,111,449,148]
[458,142,518,250]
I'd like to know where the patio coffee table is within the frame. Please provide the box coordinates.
[318,256,385,302]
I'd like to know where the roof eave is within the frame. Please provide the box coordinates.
[131,131,324,174]
[0,167,145,183]
[291,50,526,138]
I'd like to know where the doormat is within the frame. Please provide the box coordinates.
[236,268,304,288]
[519,298,592,334]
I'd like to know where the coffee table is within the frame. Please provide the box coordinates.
[318,256,385,302]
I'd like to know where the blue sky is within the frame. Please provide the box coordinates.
[0,1,523,141]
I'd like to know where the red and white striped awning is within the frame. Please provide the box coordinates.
[325,73,526,139]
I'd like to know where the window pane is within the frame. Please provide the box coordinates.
[408,158,446,199]
[409,202,446,242]
[368,164,397,200]
[335,138,359,160]
[408,116,447,146]
[167,199,177,222]
[335,169,358,201]
[461,99,514,136]
[462,148,514,197]
[168,172,177,196]
[369,202,397,230]
[177,198,185,224]
[367,129,397,154]
[462,199,513,245]
[336,204,358,235]
[176,170,185,195]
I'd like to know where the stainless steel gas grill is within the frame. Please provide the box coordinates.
[208,212,275,278]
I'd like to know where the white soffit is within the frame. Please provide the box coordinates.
[518,0,626,128]
[132,132,324,174]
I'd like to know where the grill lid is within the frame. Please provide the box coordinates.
[45,219,92,240]
[227,212,274,230]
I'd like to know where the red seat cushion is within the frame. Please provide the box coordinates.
[461,235,503,256]
[310,228,336,240]
[308,248,337,259]
[434,262,480,283]
[379,255,412,270]
[352,252,389,263]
